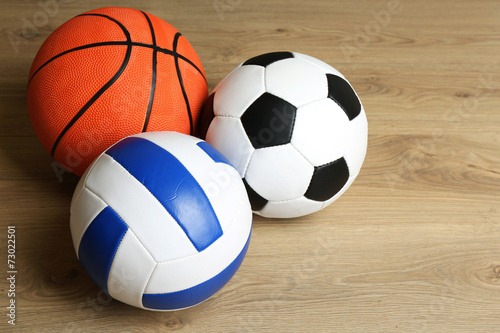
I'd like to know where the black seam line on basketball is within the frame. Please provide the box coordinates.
[173,32,194,135]
[50,14,132,156]
[141,11,158,132]
[28,42,205,86]
[27,41,128,86]
[28,12,204,84]
[132,43,206,82]
[31,13,130,86]
[175,52,206,83]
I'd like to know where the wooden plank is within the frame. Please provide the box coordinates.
[0,0,499,332]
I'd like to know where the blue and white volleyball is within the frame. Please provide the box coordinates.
[69,131,252,311]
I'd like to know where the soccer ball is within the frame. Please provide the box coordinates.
[70,132,252,310]
[203,52,368,218]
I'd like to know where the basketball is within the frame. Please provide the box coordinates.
[27,7,208,176]
[70,131,252,310]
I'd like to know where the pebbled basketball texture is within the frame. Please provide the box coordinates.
[27,7,208,176]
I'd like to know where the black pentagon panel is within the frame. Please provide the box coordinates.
[243,178,268,211]
[241,93,297,149]
[304,157,350,202]
[327,74,361,121]
[242,51,294,67]
[197,92,215,139]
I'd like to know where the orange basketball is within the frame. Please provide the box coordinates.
[27,7,208,176]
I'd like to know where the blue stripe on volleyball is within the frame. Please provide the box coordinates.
[106,137,223,252]
[142,230,251,310]
[78,206,128,294]
[196,141,233,168]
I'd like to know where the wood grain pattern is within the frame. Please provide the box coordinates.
[1,0,499,332]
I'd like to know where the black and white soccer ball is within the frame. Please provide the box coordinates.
[204,52,368,218]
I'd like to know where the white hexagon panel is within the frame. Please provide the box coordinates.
[291,98,351,167]
[244,144,314,202]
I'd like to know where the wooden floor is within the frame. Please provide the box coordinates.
[1,0,500,332]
